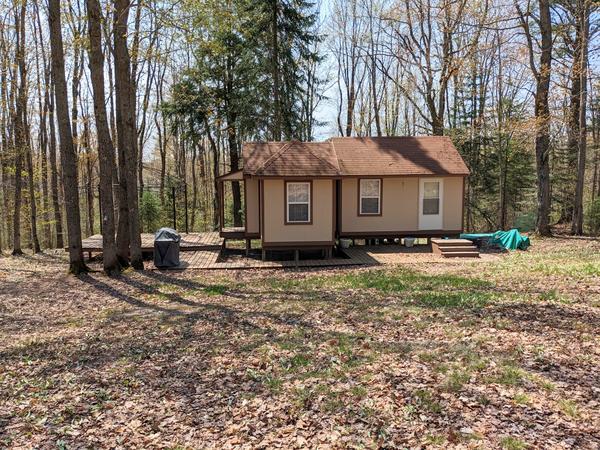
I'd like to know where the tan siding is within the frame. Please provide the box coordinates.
[263,179,333,243]
[341,178,419,233]
[443,176,463,230]
[341,176,464,233]
[245,178,260,234]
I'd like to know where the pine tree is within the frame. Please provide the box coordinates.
[247,0,319,140]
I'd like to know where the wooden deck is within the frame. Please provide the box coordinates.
[220,227,246,239]
[80,232,223,253]
[148,248,379,270]
[147,244,495,270]
[80,233,494,270]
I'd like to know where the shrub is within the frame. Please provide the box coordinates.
[139,191,162,233]
[586,198,600,236]
[514,212,536,232]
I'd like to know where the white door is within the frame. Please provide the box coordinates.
[418,178,443,230]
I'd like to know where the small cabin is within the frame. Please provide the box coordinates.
[217,136,469,258]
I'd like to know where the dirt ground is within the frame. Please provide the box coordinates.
[0,237,599,449]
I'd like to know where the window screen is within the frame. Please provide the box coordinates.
[423,181,440,215]
[286,182,310,222]
[360,179,381,214]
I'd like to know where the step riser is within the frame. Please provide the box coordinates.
[431,239,474,246]
[432,246,477,253]
[431,240,480,258]
[441,253,480,258]
[440,247,477,252]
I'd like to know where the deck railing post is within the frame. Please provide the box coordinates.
[172,186,177,230]
[184,183,189,233]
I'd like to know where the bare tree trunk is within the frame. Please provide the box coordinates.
[48,0,87,273]
[534,0,553,236]
[82,117,95,236]
[191,143,198,230]
[11,1,27,255]
[48,79,63,249]
[517,0,553,236]
[204,118,220,230]
[0,32,11,251]
[33,0,51,247]
[571,1,590,235]
[115,104,130,264]
[12,133,23,255]
[155,66,167,205]
[114,0,143,269]
[86,0,120,274]
[25,118,41,253]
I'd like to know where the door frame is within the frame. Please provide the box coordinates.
[418,177,444,230]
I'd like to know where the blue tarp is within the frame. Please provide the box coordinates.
[460,229,530,250]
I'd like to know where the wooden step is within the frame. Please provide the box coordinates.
[438,245,477,252]
[431,238,474,246]
[431,238,480,258]
[441,251,480,258]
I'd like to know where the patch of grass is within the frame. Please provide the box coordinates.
[383,341,413,356]
[414,389,443,413]
[444,368,471,392]
[267,268,493,309]
[414,291,494,308]
[358,405,377,419]
[424,433,446,445]
[100,307,125,320]
[322,391,343,412]
[293,386,314,409]
[448,343,487,371]
[280,353,311,372]
[492,363,525,386]
[459,318,479,328]
[402,404,417,420]
[91,388,113,412]
[513,393,530,405]
[203,284,228,296]
[418,351,437,363]
[277,328,308,351]
[64,317,84,328]
[264,375,283,392]
[500,436,528,450]
[350,385,368,399]
[325,332,374,369]
[538,289,570,303]
[531,261,600,277]
[434,363,450,374]
[538,378,556,391]
[477,394,490,406]
[246,369,283,392]
[558,399,580,418]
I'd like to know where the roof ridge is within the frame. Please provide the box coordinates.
[303,142,341,174]
[255,142,293,174]
[330,139,342,174]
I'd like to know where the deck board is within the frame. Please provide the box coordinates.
[148,248,379,270]
[80,232,223,252]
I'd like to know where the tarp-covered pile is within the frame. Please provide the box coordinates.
[154,227,181,268]
[460,228,530,251]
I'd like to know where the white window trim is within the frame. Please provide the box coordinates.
[286,181,311,223]
[418,178,443,230]
[359,179,381,215]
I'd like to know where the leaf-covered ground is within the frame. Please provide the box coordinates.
[1,238,599,449]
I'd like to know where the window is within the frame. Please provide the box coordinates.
[286,182,311,223]
[359,179,381,215]
[422,181,440,215]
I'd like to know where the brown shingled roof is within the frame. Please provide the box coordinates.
[242,136,469,177]
[243,141,341,177]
